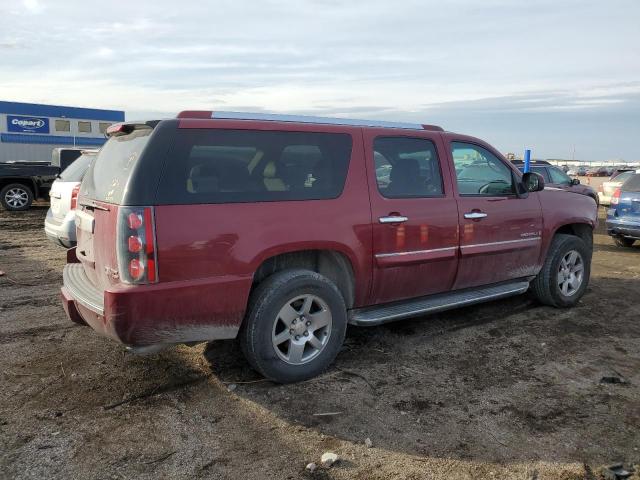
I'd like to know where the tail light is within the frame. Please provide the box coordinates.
[70,184,81,210]
[116,206,158,284]
[611,187,621,205]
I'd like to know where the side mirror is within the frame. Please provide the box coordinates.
[522,172,545,192]
[571,178,580,185]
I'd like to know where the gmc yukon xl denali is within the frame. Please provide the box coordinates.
[61,111,597,383]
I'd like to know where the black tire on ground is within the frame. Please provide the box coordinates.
[240,269,347,383]
[530,234,591,308]
[0,183,33,211]
[614,237,636,248]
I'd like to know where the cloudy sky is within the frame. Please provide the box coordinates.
[1,0,639,160]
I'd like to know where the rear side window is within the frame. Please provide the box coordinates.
[81,128,153,203]
[373,137,443,198]
[622,174,640,192]
[59,154,94,182]
[157,129,352,204]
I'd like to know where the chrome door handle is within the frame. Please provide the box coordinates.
[464,212,488,219]
[379,215,408,224]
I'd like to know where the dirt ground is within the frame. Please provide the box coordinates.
[1,204,639,480]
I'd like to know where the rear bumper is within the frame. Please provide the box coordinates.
[606,217,640,239]
[61,264,249,348]
[45,209,77,248]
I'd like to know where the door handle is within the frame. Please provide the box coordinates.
[464,212,488,219]
[379,215,409,224]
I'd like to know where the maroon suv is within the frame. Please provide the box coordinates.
[61,111,598,383]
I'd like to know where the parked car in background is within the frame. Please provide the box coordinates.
[586,166,609,177]
[44,150,98,247]
[567,166,587,176]
[0,148,85,211]
[607,173,640,248]
[61,112,597,383]
[598,170,637,206]
[513,161,598,205]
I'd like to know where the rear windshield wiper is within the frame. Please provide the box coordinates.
[79,200,110,211]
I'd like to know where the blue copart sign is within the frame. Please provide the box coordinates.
[7,115,50,134]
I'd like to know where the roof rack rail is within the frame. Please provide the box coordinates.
[176,110,443,131]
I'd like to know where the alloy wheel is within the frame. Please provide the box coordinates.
[271,294,332,365]
[557,250,584,296]
[5,188,29,209]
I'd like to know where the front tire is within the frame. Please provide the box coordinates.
[240,269,347,383]
[614,237,636,248]
[531,234,591,308]
[0,183,33,211]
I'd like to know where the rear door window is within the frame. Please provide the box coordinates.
[373,137,443,198]
[157,129,353,204]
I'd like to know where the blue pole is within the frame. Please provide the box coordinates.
[524,149,531,173]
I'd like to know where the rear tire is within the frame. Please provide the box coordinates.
[0,183,33,211]
[614,237,636,248]
[531,234,591,308]
[240,269,347,383]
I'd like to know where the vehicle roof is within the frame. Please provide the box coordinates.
[175,110,444,132]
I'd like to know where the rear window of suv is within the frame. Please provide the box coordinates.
[622,174,640,192]
[156,129,353,204]
[81,127,153,204]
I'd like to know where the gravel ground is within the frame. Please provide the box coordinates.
[1,204,639,480]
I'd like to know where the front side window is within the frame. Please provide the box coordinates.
[374,137,443,198]
[78,121,92,133]
[157,129,353,204]
[530,166,550,182]
[55,119,70,132]
[452,142,514,196]
[548,166,571,185]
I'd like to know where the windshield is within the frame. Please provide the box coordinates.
[81,128,152,203]
[59,154,95,182]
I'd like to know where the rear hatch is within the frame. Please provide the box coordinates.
[76,124,156,291]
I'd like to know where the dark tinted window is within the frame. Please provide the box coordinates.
[528,166,550,182]
[157,129,352,204]
[452,142,514,195]
[622,174,640,192]
[59,153,95,182]
[374,137,443,198]
[81,127,153,203]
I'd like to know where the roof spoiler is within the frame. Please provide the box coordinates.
[176,110,443,131]
[105,121,159,137]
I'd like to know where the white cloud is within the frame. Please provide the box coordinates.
[21,0,43,13]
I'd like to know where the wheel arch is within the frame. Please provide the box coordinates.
[553,222,593,250]
[251,248,356,309]
[0,178,37,196]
